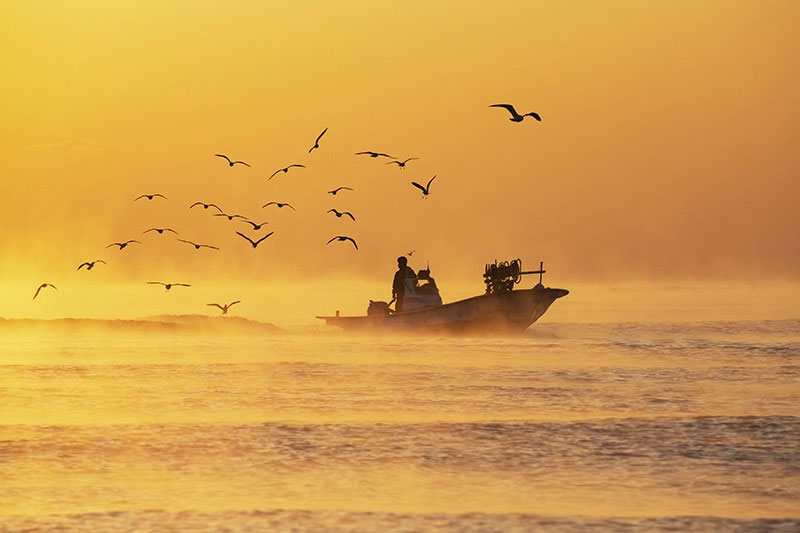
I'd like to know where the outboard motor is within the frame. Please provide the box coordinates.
[367,300,391,316]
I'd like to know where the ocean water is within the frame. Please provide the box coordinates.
[1,319,798,531]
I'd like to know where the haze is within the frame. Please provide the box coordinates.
[2,2,799,322]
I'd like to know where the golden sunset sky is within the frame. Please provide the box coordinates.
[1,1,798,322]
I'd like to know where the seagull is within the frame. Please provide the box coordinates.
[107,240,141,250]
[214,212,249,222]
[215,154,250,167]
[407,250,415,256]
[147,281,191,291]
[327,209,355,221]
[386,157,418,168]
[262,202,296,211]
[328,186,353,196]
[143,227,178,235]
[77,260,107,271]
[207,300,241,315]
[134,194,167,201]
[235,231,274,248]
[356,151,395,159]
[32,283,57,300]
[489,103,541,122]
[177,239,219,250]
[308,127,328,153]
[190,202,223,213]
[268,164,305,180]
[240,220,269,230]
[411,175,436,198]
[326,235,358,250]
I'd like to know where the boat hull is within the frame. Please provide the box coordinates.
[317,286,568,334]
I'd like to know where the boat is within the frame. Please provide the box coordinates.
[317,258,568,334]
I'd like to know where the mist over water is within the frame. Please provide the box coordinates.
[1,318,798,531]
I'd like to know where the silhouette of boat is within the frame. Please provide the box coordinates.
[317,259,568,334]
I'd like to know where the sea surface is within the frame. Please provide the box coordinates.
[1,318,798,531]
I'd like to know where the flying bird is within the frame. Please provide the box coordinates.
[308,127,328,153]
[77,260,107,271]
[235,231,274,248]
[489,103,541,122]
[147,281,191,291]
[327,209,355,221]
[356,151,395,159]
[107,240,141,250]
[407,250,415,256]
[134,194,167,201]
[177,239,219,250]
[262,201,296,211]
[215,154,250,167]
[328,186,353,196]
[268,164,305,180]
[190,202,223,213]
[207,300,241,315]
[411,175,436,198]
[214,212,249,222]
[143,227,178,235]
[240,220,269,230]
[326,235,358,250]
[33,283,57,300]
[386,157,418,168]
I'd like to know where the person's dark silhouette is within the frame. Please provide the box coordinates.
[392,256,417,313]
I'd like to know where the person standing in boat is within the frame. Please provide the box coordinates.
[392,256,417,313]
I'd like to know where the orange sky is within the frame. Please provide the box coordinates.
[1,1,799,320]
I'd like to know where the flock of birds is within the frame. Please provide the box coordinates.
[31,103,541,313]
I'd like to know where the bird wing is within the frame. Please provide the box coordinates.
[207,203,223,213]
[190,202,202,209]
[164,228,178,234]
[77,262,90,270]
[254,231,274,245]
[376,153,395,158]
[411,182,427,193]
[177,239,194,245]
[525,112,542,121]
[490,103,518,116]
[344,212,355,221]
[355,151,372,155]
[133,195,147,201]
[147,281,166,286]
[346,237,358,250]
[315,127,328,144]
[154,194,167,199]
[175,283,191,287]
[403,158,419,164]
[233,161,251,167]
[327,209,338,214]
[326,237,337,245]
[386,160,400,166]
[215,154,232,163]
[48,284,57,290]
[106,243,120,248]
[143,228,156,234]
[268,170,281,180]
[235,231,256,245]
[263,202,277,207]
[33,285,43,300]
[126,240,141,245]
[97,260,107,264]
[202,244,220,250]
[341,187,353,191]
[228,300,241,307]
[426,175,437,189]
[207,303,224,310]
[286,204,297,211]
[288,164,305,169]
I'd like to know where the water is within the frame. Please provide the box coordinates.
[1,319,799,531]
